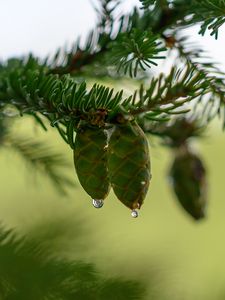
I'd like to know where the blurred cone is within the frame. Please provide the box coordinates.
[169,147,207,220]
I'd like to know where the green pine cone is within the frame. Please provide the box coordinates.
[108,120,151,210]
[170,148,207,220]
[74,125,110,200]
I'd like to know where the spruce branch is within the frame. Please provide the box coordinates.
[127,65,210,120]
[44,0,225,79]
[0,57,220,139]
[3,132,74,194]
[168,33,225,125]
[140,0,225,38]
[107,28,166,77]
[47,6,174,77]
[0,225,146,300]
[0,59,123,125]
[49,23,165,78]
[0,58,197,143]
[170,0,225,39]
[190,0,225,39]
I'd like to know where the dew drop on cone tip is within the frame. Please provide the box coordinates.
[92,199,104,208]
[131,210,138,218]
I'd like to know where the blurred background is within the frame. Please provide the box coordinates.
[0,0,225,299]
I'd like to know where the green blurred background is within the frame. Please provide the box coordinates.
[0,116,225,299]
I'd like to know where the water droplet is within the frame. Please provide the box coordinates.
[141,181,146,185]
[131,210,138,218]
[92,199,104,209]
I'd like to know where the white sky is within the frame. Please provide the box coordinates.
[0,0,224,69]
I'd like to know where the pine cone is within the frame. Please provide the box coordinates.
[74,125,110,200]
[108,121,151,210]
[170,148,207,220]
